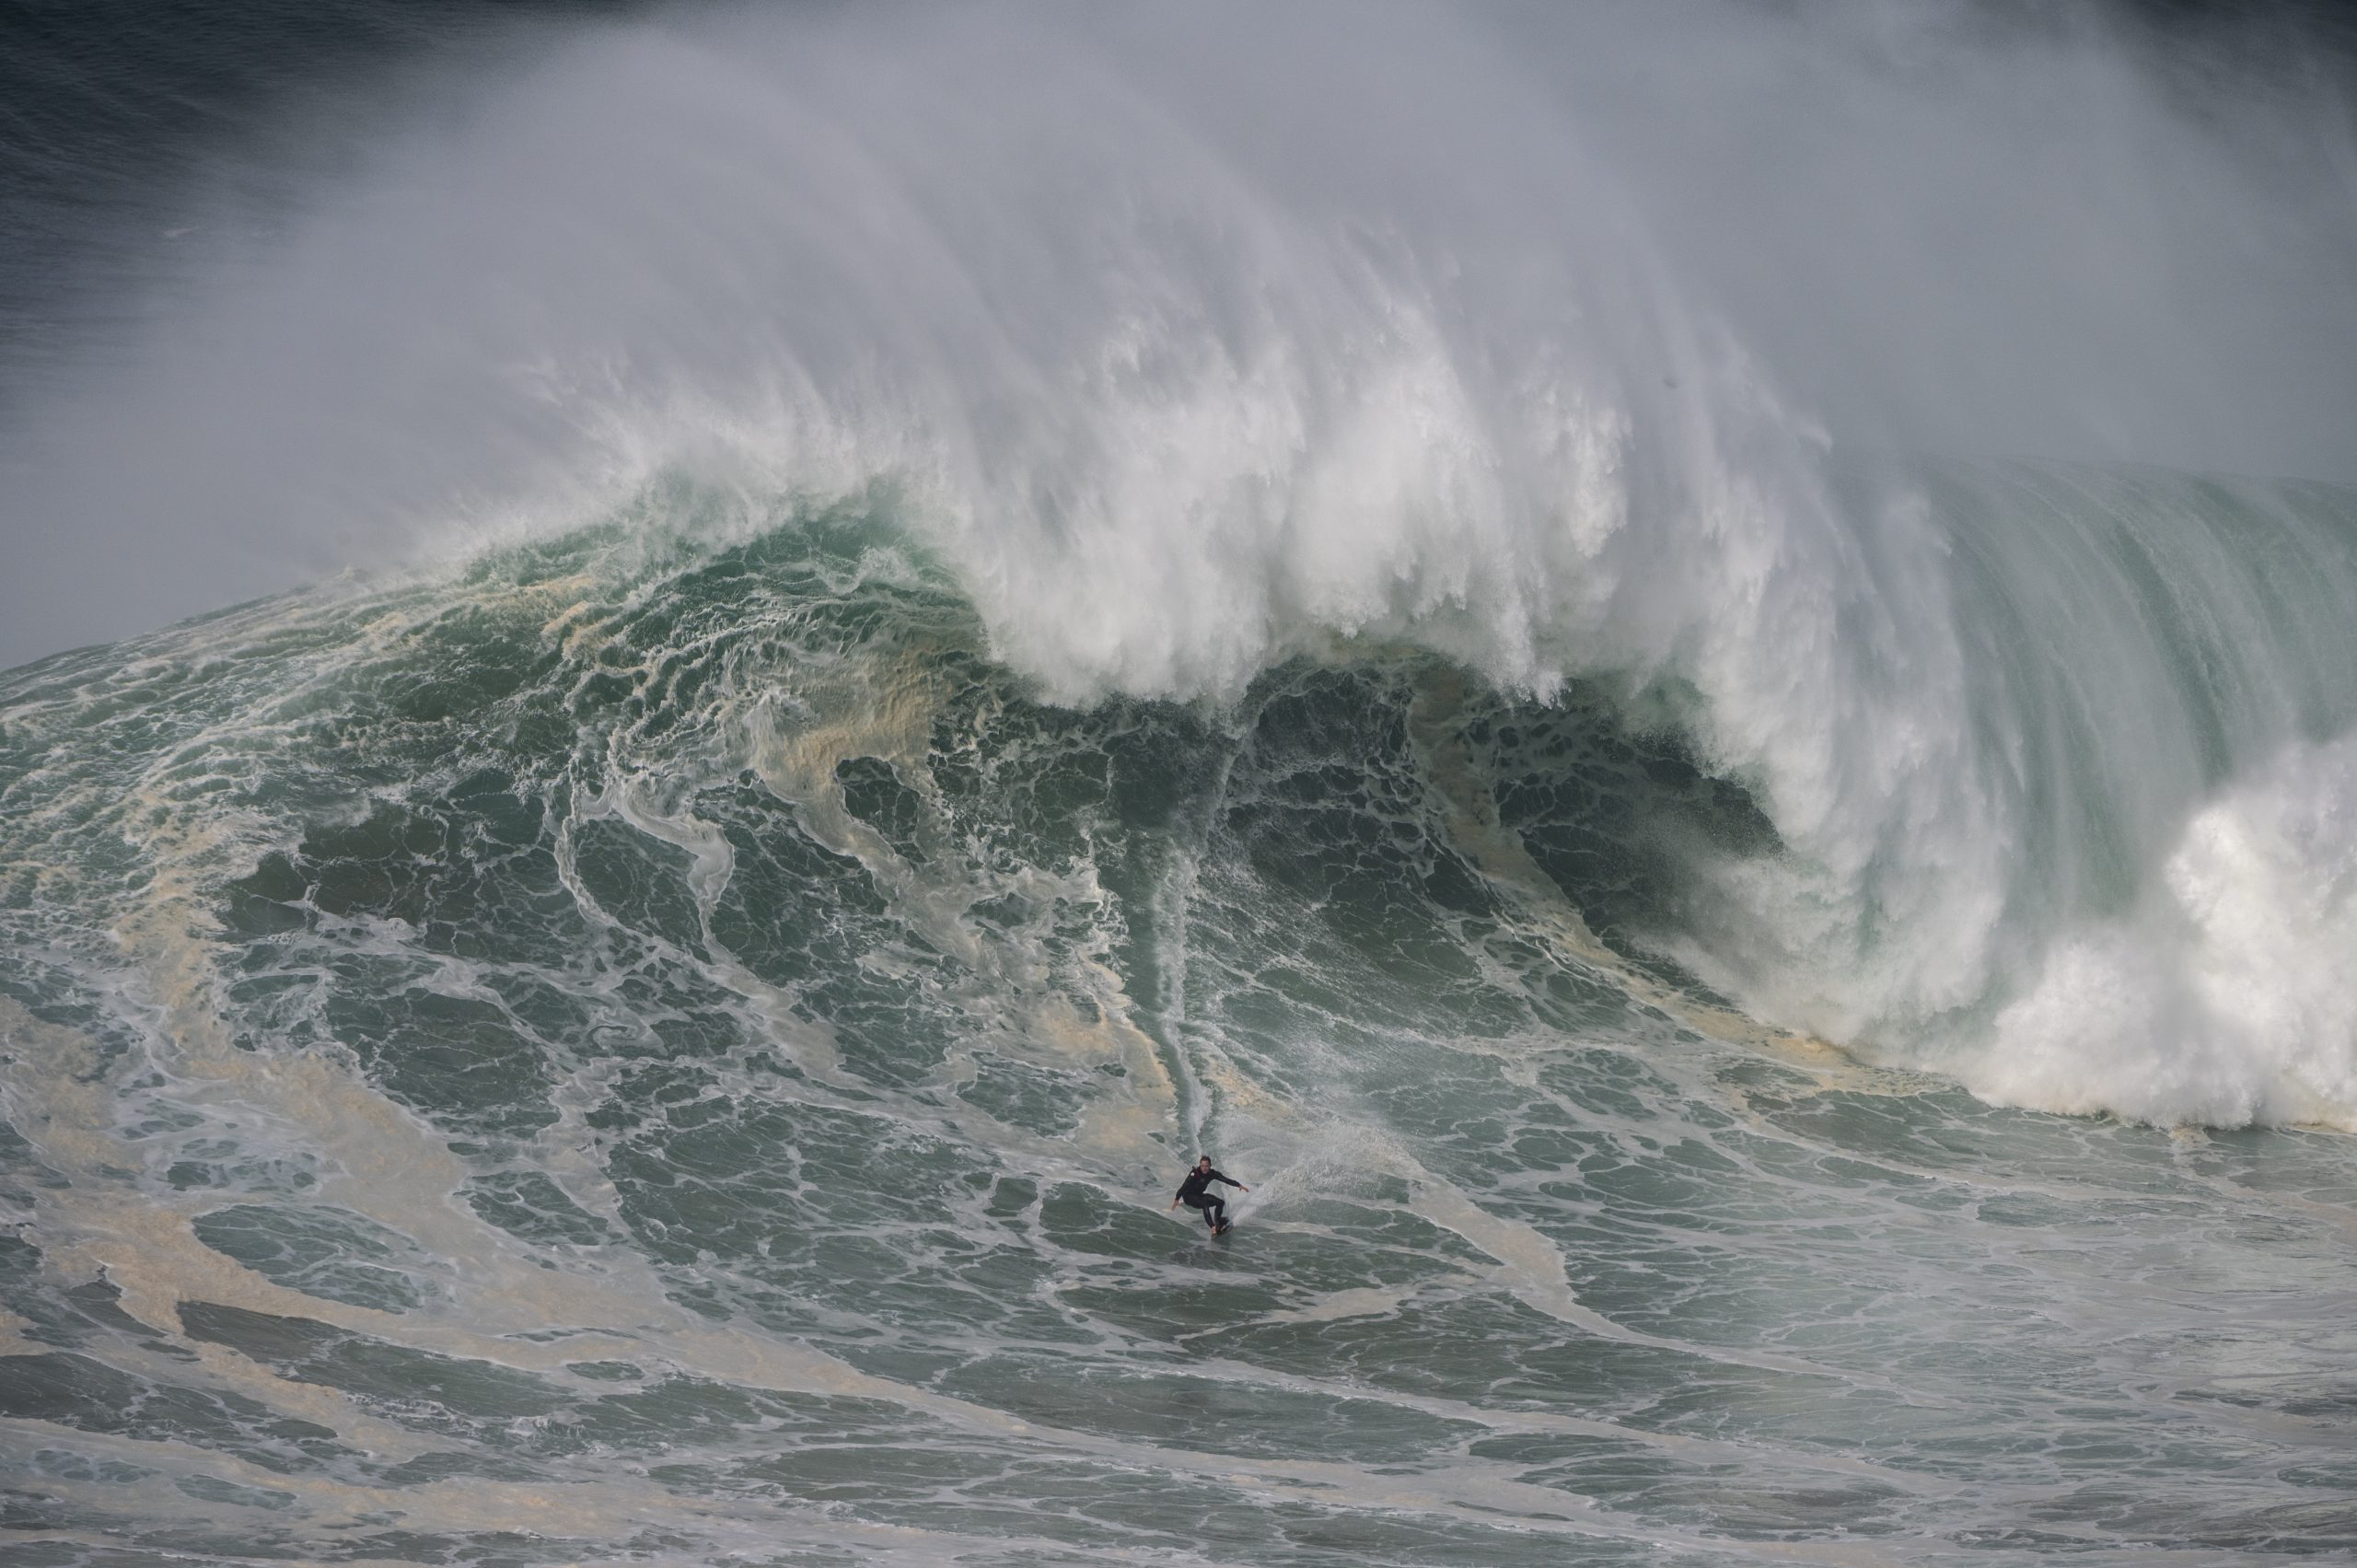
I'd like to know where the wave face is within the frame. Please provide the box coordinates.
[4,481,2356,1563]
[5,3,2357,1563]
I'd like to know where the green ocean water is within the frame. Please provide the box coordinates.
[4,470,2356,1565]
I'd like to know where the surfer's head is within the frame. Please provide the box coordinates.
[1196,1156,1212,1172]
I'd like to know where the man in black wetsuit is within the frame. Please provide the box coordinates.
[1171,1156,1248,1233]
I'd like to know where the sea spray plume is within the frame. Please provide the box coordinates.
[1,2,2354,1123]
[1491,0,2357,478]
[8,2,2357,655]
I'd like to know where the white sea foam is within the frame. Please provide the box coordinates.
[1976,733,2357,1127]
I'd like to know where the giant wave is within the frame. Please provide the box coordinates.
[5,4,2356,1563]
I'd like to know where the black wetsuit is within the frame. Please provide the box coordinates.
[1176,1167,1241,1229]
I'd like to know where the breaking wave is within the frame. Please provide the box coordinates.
[6,5,2357,1563]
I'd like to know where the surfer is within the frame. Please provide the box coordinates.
[1171,1156,1248,1234]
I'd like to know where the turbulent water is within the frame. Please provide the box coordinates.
[6,4,2357,1565]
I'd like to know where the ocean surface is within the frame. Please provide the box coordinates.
[5,6,2357,1565]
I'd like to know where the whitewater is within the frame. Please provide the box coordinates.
[4,4,2356,1562]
